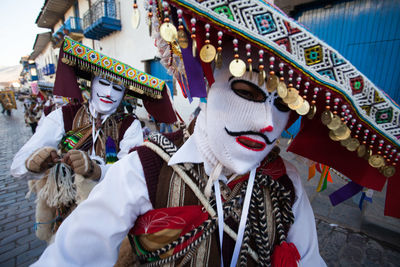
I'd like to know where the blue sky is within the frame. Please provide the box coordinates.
[0,0,47,67]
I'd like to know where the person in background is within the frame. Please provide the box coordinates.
[140,120,151,139]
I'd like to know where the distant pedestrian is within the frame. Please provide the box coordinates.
[140,120,151,139]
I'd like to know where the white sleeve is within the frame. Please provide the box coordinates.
[284,160,327,267]
[117,119,143,159]
[31,152,153,267]
[10,108,65,179]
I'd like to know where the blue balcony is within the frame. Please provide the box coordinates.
[65,17,83,33]
[83,0,121,40]
[52,17,84,46]
[42,64,55,76]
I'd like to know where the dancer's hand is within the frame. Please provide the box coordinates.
[62,150,101,180]
[25,147,59,173]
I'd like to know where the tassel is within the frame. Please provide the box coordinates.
[105,136,118,164]
[327,170,333,183]
[308,163,316,180]
[316,165,329,192]
[271,242,300,267]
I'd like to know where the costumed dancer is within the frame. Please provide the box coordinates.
[24,95,42,134]
[11,37,176,243]
[33,0,400,266]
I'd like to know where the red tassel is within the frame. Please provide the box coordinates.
[271,242,300,267]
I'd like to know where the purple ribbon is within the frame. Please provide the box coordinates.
[180,39,207,101]
[329,181,363,206]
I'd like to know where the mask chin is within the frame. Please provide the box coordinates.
[90,99,119,115]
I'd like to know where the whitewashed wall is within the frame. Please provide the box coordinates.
[34,42,57,84]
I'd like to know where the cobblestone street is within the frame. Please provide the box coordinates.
[0,104,399,266]
[0,102,46,267]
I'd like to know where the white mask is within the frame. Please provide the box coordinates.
[194,67,291,175]
[89,76,125,115]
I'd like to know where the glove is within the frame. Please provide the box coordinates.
[25,147,59,173]
[63,150,101,180]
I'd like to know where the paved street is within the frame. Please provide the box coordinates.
[0,104,399,266]
[0,102,46,267]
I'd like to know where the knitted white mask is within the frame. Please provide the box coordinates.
[90,76,125,115]
[194,67,291,175]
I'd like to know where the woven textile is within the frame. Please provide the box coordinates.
[62,37,165,99]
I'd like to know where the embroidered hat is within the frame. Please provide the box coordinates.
[146,0,400,217]
[54,36,177,123]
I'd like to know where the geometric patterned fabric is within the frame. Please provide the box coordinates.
[62,37,165,99]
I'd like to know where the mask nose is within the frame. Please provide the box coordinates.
[260,104,274,133]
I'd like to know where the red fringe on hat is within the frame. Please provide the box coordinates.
[271,242,300,267]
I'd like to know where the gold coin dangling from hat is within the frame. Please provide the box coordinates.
[160,22,178,43]
[277,81,288,98]
[340,137,352,147]
[329,130,341,141]
[266,74,279,93]
[333,123,347,136]
[229,59,246,77]
[336,127,351,140]
[288,96,304,110]
[368,154,385,168]
[346,138,360,152]
[177,30,189,49]
[321,110,333,125]
[296,100,310,115]
[283,88,299,104]
[200,44,217,63]
[381,165,396,177]
[327,115,342,130]
[307,105,317,120]
[357,144,367,157]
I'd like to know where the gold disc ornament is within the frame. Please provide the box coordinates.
[296,100,311,116]
[357,144,367,157]
[229,59,246,77]
[199,44,216,63]
[266,74,279,92]
[340,137,352,147]
[177,30,189,49]
[327,115,342,130]
[307,105,317,120]
[336,127,351,140]
[368,155,385,168]
[329,131,340,141]
[288,96,304,110]
[333,123,347,136]
[321,110,333,125]
[258,70,266,86]
[215,52,222,69]
[381,165,396,178]
[346,138,360,152]
[283,88,299,104]
[277,82,288,98]
[160,22,178,43]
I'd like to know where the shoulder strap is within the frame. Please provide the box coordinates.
[146,132,179,157]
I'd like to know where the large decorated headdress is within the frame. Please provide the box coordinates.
[146,0,400,217]
[54,36,177,123]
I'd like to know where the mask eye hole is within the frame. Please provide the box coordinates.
[273,97,290,112]
[99,78,111,86]
[231,80,266,102]
[112,85,123,92]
